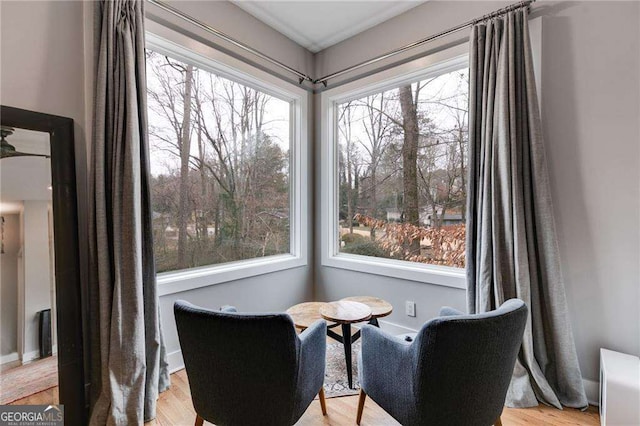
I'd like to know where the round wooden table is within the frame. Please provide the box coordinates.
[286,302,328,330]
[320,301,372,324]
[286,298,393,390]
[320,301,372,389]
[340,296,393,325]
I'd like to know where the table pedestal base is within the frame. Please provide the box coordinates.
[326,318,380,389]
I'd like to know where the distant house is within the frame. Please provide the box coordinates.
[423,210,464,227]
[386,208,402,222]
[386,207,463,227]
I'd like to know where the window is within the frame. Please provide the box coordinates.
[321,52,469,287]
[145,34,307,292]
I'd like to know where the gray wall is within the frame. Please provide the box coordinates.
[541,0,639,381]
[313,1,640,388]
[1,214,20,358]
[0,0,89,187]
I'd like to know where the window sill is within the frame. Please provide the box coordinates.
[157,254,306,296]
[322,253,467,290]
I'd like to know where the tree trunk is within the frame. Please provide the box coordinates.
[197,119,208,242]
[214,195,221,247]
[399,85,420,256]
[458,126,466,222]
[177,64,193,269]
[354,167,360,225]
[370,166,376,240]
[347,169,354,235]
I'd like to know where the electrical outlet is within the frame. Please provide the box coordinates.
[406,301,416,317]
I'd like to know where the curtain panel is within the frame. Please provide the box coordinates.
[465,10,588,409]
[89,0,170,423]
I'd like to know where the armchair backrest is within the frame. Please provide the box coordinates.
[174,300,300,425]
[412,299,527,425]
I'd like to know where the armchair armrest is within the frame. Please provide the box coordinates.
[360,324,416,416]
[439,306,463,317]
[298,319,326,346]
[293,320,327,420]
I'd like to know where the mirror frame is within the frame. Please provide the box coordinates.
[1,105,87,424]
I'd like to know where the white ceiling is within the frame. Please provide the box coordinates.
[233,1,426,53]
[0,128,51,212]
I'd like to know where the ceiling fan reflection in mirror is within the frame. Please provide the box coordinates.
[0,126,51,159]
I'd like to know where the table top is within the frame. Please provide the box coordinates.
[320,301,372,324]
[286,302,328,329]
[340,296,393,318]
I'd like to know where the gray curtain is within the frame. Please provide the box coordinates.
[466,10,588,409]
[89,0,170,423]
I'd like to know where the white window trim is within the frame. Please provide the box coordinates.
[146,32,309,297]
[320,45,470,290]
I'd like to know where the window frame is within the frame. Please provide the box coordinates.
[146,32,309,297]
[320,45,470,289]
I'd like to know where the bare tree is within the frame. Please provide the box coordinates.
[146,52,195,269]
[416,70,469,228]
[358,93,394,239]
[176,64,193,268]
[147,51,292,271]
[399,84,421,255]
[338,101,360,234]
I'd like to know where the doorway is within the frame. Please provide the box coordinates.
[0,127,59,404]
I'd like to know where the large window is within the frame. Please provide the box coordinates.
[322,53,469,285]
[146,47,297,275]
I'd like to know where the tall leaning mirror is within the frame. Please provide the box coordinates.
[0,106,87,424]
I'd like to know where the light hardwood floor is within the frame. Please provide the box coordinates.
[151,370,599,426]
[12,369,599,425]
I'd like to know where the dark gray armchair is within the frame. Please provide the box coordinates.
[357,298,528,426]
[174,300,327,426]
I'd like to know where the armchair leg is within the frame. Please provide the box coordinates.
[495,415,502,426]
[319,387,327,415]
[195,414,204,426]
[356,389,366,425]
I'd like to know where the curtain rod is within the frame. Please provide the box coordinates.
[314,0,535,86]
[146,0,315,84]
[146,0,534,88]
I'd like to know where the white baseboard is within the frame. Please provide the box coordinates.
[21,350,40,364]
[17,347,57,364]
[1,352,19,365]
[583,378,599,407]
[378,319,418,335]
[166,349,185,374]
